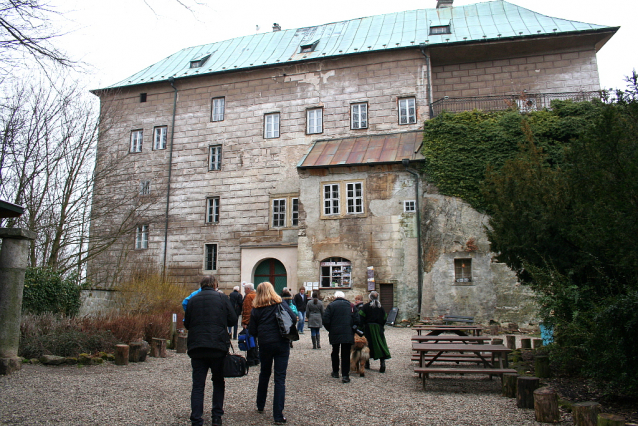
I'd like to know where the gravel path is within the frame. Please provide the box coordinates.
[0,327,567,426]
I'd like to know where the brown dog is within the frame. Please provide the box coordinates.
[350,334,370,377]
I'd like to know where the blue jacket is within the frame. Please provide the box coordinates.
[182,288,201,312]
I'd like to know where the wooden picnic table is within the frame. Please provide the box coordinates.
[411,335,489,344]
[412,342,515,389]
[412,324,483,336]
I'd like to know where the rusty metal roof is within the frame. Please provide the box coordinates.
[298,131,424,169]
[97,0,617,91]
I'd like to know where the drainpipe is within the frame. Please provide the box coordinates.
[163,77,178,275]
[402,159,423,316]
[419,44,434,119]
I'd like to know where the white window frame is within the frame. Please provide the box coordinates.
[209,145,222,171]
[398,97,417,125]
[153,126,167,150]
[320,257,352,288]
[264,113,280,138]
[211,97,225,122]
[130,130,143,153]
[291,198,299,227]
[272,198,286,227]
[140,180,150,195]
[204,243,218,271]
[351,103,368,129]
[269,195,299,229]
[454,258,473,283]
[323,184,340,216]
[404,200,416,212]
[206,197,220,223]
[306,108,323,134]
[346,182,364,214]
[135,225,148,249]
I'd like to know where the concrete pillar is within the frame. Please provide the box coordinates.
[0,227,37,375]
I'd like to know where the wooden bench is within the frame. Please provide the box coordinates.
[414,367,517,389]
[411,335,488,344]
[443,315,475,324]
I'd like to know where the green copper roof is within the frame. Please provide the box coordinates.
[100,0,616,90]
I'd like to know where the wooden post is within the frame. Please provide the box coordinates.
[491,338,504,345]
[115,344,129,365]
[502,373,518,398]
[533,338,543,348]
[168,314,177,349]
[535,355,551,378]
[129,341,142,362]
[516,376,540,408]
[572,401,601,426]
[506,335,517,350]
[176,335,188,354]
[533,387,559,423]
[151,338,167,358]
[597,413,625,426]
[521,338,532,350]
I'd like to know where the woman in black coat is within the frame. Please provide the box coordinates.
[359,291,391,372]
[249,282,296,425]
[322,291,357,383]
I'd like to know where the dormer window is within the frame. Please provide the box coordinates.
[300,40,319,54]
[190,54,210,68]
[430,25,451,35]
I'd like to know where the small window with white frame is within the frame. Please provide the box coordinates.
[430,25,451,35]
[398,97,417,125]
[351,103,368,129]
[272,198,286,227]
[206,197,220,223]
[270,195,299,228]
[209,145,222,171]
[306,108,323,134]
[320,257,352,288]
[323,184,340,215]
[130,130,143,153]
[211,97,225,122]
[264,113,280,138]
[404,200,416,212]
[454,258,472,283]
[346,182,364,214]
[135,224,148,249]
[204,243,217,271]
[140,180,150,195]
[153,126,167,150]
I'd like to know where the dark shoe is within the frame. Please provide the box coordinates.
[212,416,222,426]
[331,372,339,378]
[342,376,350,383]
[365,360,370,369]
[380,359,386,373]
[316,335,321,349]
[311,336,317,349]
[274,417,287,424]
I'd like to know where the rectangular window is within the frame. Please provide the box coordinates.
[404,200,416,212]
[291,198,299,226]
[211,97,225,122]
[454,258,472,283]
[130,130,143,153]
[153,126,167,150]
[272,198,286,227]
[140,180,150,195]
[323,184,340,215]
[306,108,323,134]
[209,145,222,171]
[135,225,148,249]
[204,243,217,271]
[346,182,364,214]
[264,113,280,138]
[140,93,147,103]
[351,103,368,129]
[206,197,220,223]
[320,258,352,288]
[398,98,417,125]
[430,25,451,35]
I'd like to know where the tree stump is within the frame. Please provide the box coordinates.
[129,341,142,362]
[115,344,129,366]
[521,338,532,350]
[506,335,517,350]
[533,338,543,348]
[491,338,504,345]
[502,373,518,398]
[151,338,167,358]
[535,355,551,378]
[572,401,601,426]
[597,413,625,426]
[517,376,540,408]
[490,324,500,335]
[176,335,188,354]
[534,387,560,423]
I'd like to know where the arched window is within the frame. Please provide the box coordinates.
[320,257,352,288]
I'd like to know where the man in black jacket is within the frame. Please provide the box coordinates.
[293,286,308,334]
[185,275,237,426]
[322,291,358,383]
[228,285,243,339]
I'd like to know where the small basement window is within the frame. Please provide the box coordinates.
[454,258,472,283]
[140,93,147,103]
[430,25,451,35]
[190,54,211,68]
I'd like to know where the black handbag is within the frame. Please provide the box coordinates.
[223,343,249,378]
[276,303,300,341]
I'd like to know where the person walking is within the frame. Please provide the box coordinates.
[241,283,259,366]
[293,287,308,334]
[322,291,357,383]
[305,291,324,349]
[353,294,364,313]
[228,285,243,339]
[249,282,296,425]
[184,275,237,426]
[359,291,391,372]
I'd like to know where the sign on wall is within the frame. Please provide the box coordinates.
[367,266,375,291]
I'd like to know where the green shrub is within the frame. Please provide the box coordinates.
[22,267,83,316]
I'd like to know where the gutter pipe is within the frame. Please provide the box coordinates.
[402,159,423,316]
[163,77,178,275]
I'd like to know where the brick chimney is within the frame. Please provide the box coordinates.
[437,0,453,8]
[272,23,281,32]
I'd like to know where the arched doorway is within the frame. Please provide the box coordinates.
[254,258,287,294]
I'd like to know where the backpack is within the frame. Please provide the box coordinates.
[275,303,300,341]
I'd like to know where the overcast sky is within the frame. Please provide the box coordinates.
[52,0,636,91]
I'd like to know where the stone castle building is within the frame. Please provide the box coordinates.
[87,0,617,322]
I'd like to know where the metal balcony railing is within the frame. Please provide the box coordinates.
[430,91,600,118]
